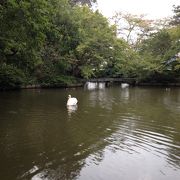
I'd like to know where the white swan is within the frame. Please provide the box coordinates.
[67,95,78,106]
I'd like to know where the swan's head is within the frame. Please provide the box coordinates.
[68,95,71,99]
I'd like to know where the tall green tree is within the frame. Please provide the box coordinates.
[0,0,50,72]
[0,0,52,88]
[37,0,80,85]
[71,7,118,78]
[170,5,180,26]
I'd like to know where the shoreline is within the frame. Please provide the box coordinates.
[1,81,180,91]
[21,83,84,89]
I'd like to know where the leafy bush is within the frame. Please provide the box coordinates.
[0,64,25,89]
[39,74,77,87]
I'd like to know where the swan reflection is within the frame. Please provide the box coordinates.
[67,105,78,117]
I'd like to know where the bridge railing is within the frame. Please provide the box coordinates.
[86,78,137,83]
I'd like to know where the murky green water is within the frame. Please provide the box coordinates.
[0,86,180,180]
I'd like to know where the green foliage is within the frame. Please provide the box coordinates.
[0,0,51,76]
[0,64,25,89]
[138,26,180,80]
[72,7,119,78]
[40,75,77,87]
[80,65,95,79]
[170,5,180,26]
[139,30,172,57]
[69,0,96,6]
[0,0,179,89]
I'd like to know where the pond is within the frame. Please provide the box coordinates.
[0,84,180,180]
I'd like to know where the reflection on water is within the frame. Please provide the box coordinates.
[0,87,180,180]
[98,82,105,89]
[67,105,78,117]
[120,87,129,101]
[121,83,129,88]
[85,82,106,90]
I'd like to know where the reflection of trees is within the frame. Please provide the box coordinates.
[73,87,180,170]
[111,87,180,168]
[83,87,180,169]
[0,88,180,179]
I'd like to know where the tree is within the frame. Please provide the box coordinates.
[170,5,180,26]
[0,0,56,88]
[36,0,80,85]
[71,7,118,78]
[111,12,153,47]
[0,0,51,74]
[138,26,180,81]
[69,0,96,6]
[140,30,172,57]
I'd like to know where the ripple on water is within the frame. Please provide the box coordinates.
[0,87,180,180]
[103,111,180,169]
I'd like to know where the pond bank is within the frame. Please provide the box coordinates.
[1,80,180,91]
[21,82,180,89]
[21,83,84,89]
[136,82,180,87]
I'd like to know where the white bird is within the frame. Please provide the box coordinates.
[67,95,78,106]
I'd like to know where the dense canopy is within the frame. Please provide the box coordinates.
[0,0,179,89]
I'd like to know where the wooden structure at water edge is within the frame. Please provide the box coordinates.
[86,78,137,85]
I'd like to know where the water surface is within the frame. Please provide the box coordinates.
[0,86,180,180]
